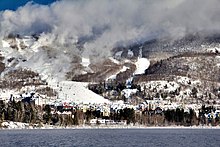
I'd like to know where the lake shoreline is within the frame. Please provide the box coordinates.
[1,121,220,130]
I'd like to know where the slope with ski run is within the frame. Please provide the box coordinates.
[121,56,150,99]
[0,36,151,105]
[121,57,150,99]
[55,81,109,104]
[0,36,110,104]
[107,50,150,81]
[134,57,150,75]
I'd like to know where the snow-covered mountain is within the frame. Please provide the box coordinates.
[0,33,152,104]
[0,35,112,104]
[1,33,220,106]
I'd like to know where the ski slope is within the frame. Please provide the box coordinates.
[134,58,150,75]
[57,81,110,104]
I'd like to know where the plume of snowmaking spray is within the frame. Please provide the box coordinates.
[0,0,220,59]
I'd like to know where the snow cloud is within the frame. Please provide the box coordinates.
[0,0,220,57]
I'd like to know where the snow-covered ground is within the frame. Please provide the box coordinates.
[56,81,109,104]
[134,58,150,75]
[81,57,90,67]
[0,89,17,102]
[109,57,120,64]
[207,47,220,53]
[1,121,35,129]
[1,40,11,48]
[2,121,220,129]
[141,80,180,93]
[122,89,138,99]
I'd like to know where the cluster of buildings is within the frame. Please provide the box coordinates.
[1,83,220,125]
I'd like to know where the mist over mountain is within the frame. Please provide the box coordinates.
[0,0,220,58]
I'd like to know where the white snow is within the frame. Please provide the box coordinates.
[1,121,31,129]
[15,38,22,50]
[122,89,138,98]
[81,57,90,67]
[134,58,150,75]
[106,74,117,80]
[57,81,110,104]
[176,76,201,86]
[207,47,220,53]
[141,81,180,94]
[1,40,10,48]
[106,66,129,80]
[115,51,123,59]
[127,50,134,58]
[109,57,120,64]
[22,36,35,47]
[177,76,191,85]
[0,89,17,101]
[120,66,129,72]
[2,121,220,129]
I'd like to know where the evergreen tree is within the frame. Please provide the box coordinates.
[43,105,52,124]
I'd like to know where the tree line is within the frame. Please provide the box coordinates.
[0,99,219,127]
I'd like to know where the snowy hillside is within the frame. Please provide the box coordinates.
[56,81,109,104]
[0,36,112,104]
[1,34,220,106]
